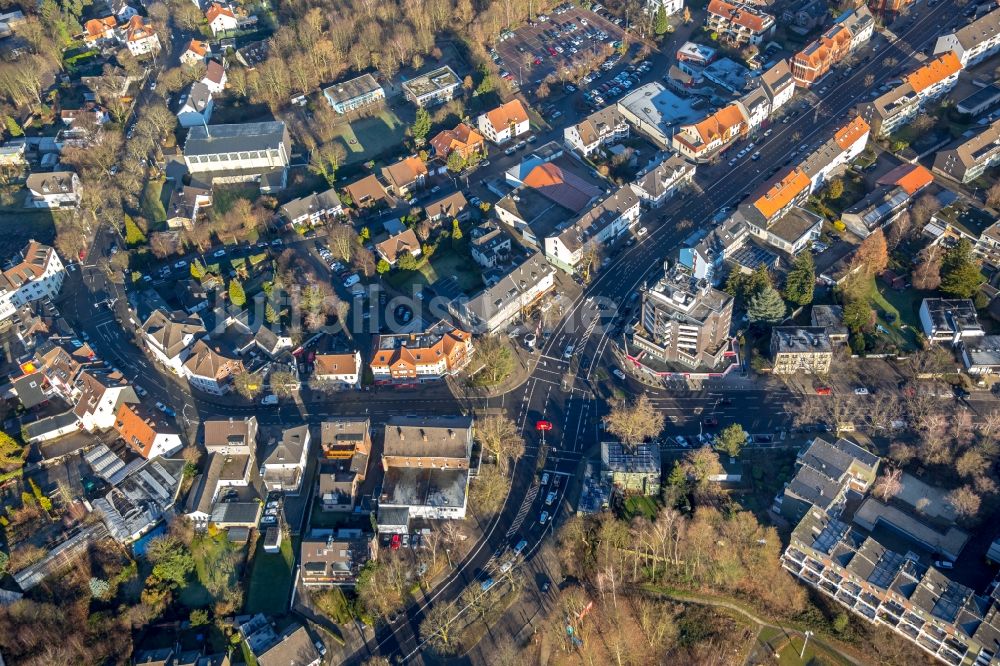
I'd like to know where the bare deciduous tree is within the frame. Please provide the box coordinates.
[873,467,902,501]
[604,394,664,447]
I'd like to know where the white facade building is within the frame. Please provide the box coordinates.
[0,241,66,322]
[25,171,81,209]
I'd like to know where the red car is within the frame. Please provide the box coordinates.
[815,387,832,395]
[390,534,401,550]
[533,57,542,65]
[548,46,558,56]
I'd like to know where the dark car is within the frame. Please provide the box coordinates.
[703,417,719,427]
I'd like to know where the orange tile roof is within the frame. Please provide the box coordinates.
[187,39,209,56]
[752,168,810,220]
[708,0,772,34]
[485,100,529,133]
[114,402,157,458]
[906,51,961,94]
[430,123,484,157]
[370,327,471,374]
[877,163,934,195]
[833,116,870,150]
[205,3,236,22]
[84,17,116,37]
[692,103,745,144]
[315,353,359,377]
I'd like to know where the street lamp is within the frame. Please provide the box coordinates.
[800,631,814,660]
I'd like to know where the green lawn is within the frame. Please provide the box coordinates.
[862,276,923,351]
[330,109,409,166]
[386,243,483,295]
[775,637,848,666]
[624,495,659,520]
[141,178,168,225]
[244,535,296,615]
[213,184,260,215]
[0,211,57,256]
[179,532,244,608]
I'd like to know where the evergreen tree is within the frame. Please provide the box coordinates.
[228,279,246,307]
[451,219,463,241]
[189,259,206,280]
[412,108,431,146]
[842,297,872,332]
[4,116,22,137]
[940,238,985,298]
[784,250,815,306]
[653,5,669,35]
[446,150,466,173]
[377,259,391,275]
[124,215,147,246]
[747,285,786,323]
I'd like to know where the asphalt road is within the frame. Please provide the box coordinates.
[57,1,968,662]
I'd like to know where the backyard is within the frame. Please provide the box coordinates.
[385,242,484,296]
[858,275,924,352]
[244,535,296,614]
[178,531,245,608]
[0,211,57,256]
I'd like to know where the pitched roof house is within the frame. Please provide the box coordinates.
[380,156,428,196]
[370,320,473,382]
[430,123,485,160]
[182,340,244,395]
[375,228,421,266]
[74,370,138,432]
[477,99,530,145]
[114,402,183,459]
[142,309,205,374]
[180,38,210,66]
[205,3,239,35]
[313,352,361,387]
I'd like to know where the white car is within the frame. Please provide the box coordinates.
[174,259,187,268]
[212,249,226,257]
[134,385,148,397]
[854,387,870,395]
[500,561,513,573]
[343,274,361,288]
[612,368,626,380]
[155,401,167,412]
[261,394,278,405]
[637,227,648,237]
[674,435,688,447]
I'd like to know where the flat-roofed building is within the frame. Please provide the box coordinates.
[401,66,460,107]
[960,335,1000,374]
[770,326,832,375]
[322,73,385,114]
[919,298,983,345]
[774,436,879,523]
[300,528,377,586]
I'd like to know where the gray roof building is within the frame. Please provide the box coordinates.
[933,118,1000,184]
[449,252,555,334]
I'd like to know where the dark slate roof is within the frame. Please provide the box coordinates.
[184,121,287,156]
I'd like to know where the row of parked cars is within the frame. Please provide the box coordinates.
[583,62,649,107]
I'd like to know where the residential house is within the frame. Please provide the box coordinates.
[630,153,696,207]
[254,624,321,666]
[113,0,137,22]
[379,415,474,520]
[736,167,820,254]
[0,143,26,168]
[469,221,512,268]
[957,84,1000,117]
[60,105,110,129]
[25,171,81,209]
[919,298,984,345]
[203,416,258,457]
[449,253,555,334]
[401,66,460,107]
[706,0,775,45]
[423,191,469,224]
[631,264,734,369]
[279,187,343,227]
[934,6,1000,67]
[82,17,117,47]
[380,156,428,197]
[182,340,244,394]
[759,59,795,114]
[300,529,377,586]
[933,118,1000,184]
[114,401,183,459]
[317,418,371,511]
[323,73,385,114]
[141,309,205,374]
[739,87,771,130]
[678,216,749,283]
[676,41,716,66]
[960,335,1000,374]
[672,102,748,161]
[74,370,138,432]
[644,0,683,16]
[183,121,291,192]
[770,327,833,375]
[375,228,421,266]
[477,99,530,145]
[180,38,210,66]
[34,339,92,402]
[543,186,641,274]
[791,7,874,87]
[859,51,962,138]
[205,3,238,35]
[774,435,879,522]
[262,424,310,494]
[799,115,871,193]
[201,60,226,94]
[166,186,212,230]
[563,105,629,156]
[0,241,66,322]
[601,442,662,495]
[177,82,213,128]
[122,15,160,56]
[370,320,473,382]
[313,351,361,388]
[429,123,484,160]
[11,372,52,410]
[841,185,913,239]
[343,174,390,209]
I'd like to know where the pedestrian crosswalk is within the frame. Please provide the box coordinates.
[507,482,540,537]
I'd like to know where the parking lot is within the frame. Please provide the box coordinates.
[493,4,626,91]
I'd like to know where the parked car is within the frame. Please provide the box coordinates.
[854,387,869,395]
[612,368,626,380]
[545,491,557,506]
[343,274,361,288]
[539,511,549,525]
[541,472,550,485]
[514,539,528,554]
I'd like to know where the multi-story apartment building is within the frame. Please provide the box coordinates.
[706,0,775,45]
[770,327,833,375]
[477,99,530,145]
[934,7,1000,68]
[430,123,485,161]
[933,118,1000,184]
[203,416,259,456]
[74,370,138,432]
[379,415,474,520]
[543,186,641,273]
[370,320,473,382]
[322,73,385,114]
[678,216,749,284]
[563,106,630,156]
[737,167,822,255]
[182,340,245,394]
[672,102,748,161]
[401,66,460,107]
[630,153,696,207]
[760,60,796,114]
[449,253,555,334]
[632,264,734,369]
[300,529,377,587]
[142,309,206,374]
[261,424,311,494]
[792,7,874,87]
[782,507,999,666]
[919,298,984,345]
[114,402,183,459]
[859,52,962,138]
[122,15,160,56]
[0,241,65,322]
[799,115,871,193]
[183,121,291,191]
[25,171,81,209]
